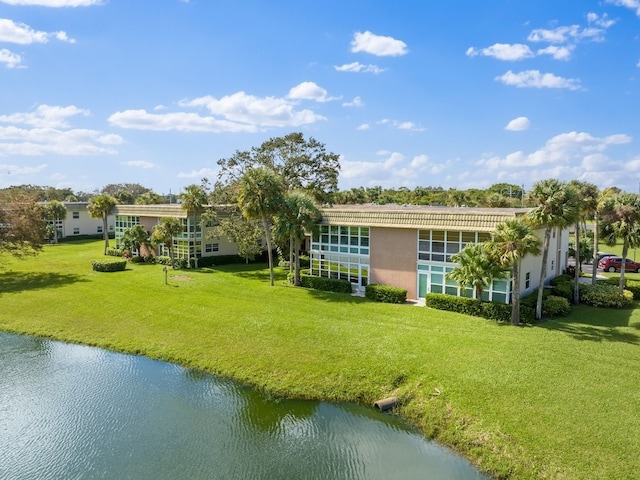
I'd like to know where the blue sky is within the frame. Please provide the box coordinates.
[1,0,640,196]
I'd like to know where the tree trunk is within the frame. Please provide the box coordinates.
[192,212,199,269]
[102,215,109,255]
[574,221,580,304]
[536,228,551,320]
[591,212,599,285]
[294,239,302,286]
[511,261,520,326]
[261,217,275,286]
[619,242,629,294]
[53,216,59,244]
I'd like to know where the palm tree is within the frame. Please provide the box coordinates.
[591,186,618,285]
[489,218,541,325]
[88,194,116,255]
[447,243,507,300]
[567,181,599,303]
[273,191,321,286]
[43,200,67,244]
[237,167,284,286]
[152,217,183,268]
[599,193,640,293]
[121,225,150,257]
[179,184,208,268]
[526,179,579,320]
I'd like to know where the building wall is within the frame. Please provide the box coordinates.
[60,202,115,238]
[370,227,418,299]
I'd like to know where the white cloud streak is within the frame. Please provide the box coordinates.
[350,31,408,57]
[505,117,531,131]
[0,0,102,6]
[495,70,582,90]
[0,18,75,44]
[334,62,386,74]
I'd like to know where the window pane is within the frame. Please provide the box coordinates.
[462,232,476,243]
[432,230,444,241]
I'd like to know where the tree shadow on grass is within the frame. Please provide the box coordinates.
[0,271,89,295]
[538,305,640,345]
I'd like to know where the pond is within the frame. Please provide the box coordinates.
[0,332,489,479]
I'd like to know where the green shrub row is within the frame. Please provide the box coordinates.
[105,248,122,257]
[603,277,640,299]
[365,284,407,304]
[91,260,127,272]
[580,283,633,308]
[296,274,353,294]
[425,293,536,323]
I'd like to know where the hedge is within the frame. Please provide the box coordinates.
[365,284,407,304]
[425,293,536,324]
[603,277,640,300]
[91,260,127,272]
[579,283,633,308]
[294,273,353,294]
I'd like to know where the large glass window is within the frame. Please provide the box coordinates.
[310,225,370,287]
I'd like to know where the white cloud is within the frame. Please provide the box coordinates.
[0,104,121,156]
[122,160,155,169]
[177,167,217,179]
[0,162,47,175]
[0,48,21,68]
[0,18,74,44]
[287,81,337,102]
[342,96,364,107]
[477,131,632,173]
[0,105,89,128]
[334,62,386,74]
[109,109,258,133]
[356,123,369,130]
[587,12,616,28]
[505,116,531,131]
[606,0,640,16]
[466,43,534,61]
[495,70,582,90]
[377,118,424,131]
[536,45,573,60]
[527,24,606,44]
[350,30,408,57]
[175,89,326,129]
[0,0,103,6]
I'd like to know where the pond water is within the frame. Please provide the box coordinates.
[0,332,489,480]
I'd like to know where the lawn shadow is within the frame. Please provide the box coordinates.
[538,304,640,345]
[0,271,90,295]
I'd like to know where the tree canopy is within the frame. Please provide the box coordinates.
[0,193,47,259]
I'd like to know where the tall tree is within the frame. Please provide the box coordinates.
[273,191,322,286]
[599,193,640,293]
[204,206,264,264]
[151,217,183,268]
[179,183,208,268]
[237,167,285,286]
[567,181,599,303]
[135,191,165,205]
[447,243,507,300]
[489,218,541,326]
[88,194,116,255]
[121,225,150,257]
[526,179,579,320]
[42,200,67,244]
[0,193,47,259]
[217,132,340,203]
[591,186,618,285]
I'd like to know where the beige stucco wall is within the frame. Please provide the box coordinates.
[370,227,418,299]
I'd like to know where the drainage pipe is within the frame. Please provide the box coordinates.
[374,397,398,411]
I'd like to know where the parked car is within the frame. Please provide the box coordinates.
[587,252,616,264]
[598,256,640,273]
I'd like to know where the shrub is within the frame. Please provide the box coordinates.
[365,284,408,304]
[296,274,353,294]
[604,277,640,300]
[129,255,146,263]
[551,274,573,286]
[91,260,126,272]
[551,282,574,303]
[579,283,633,308]
[105,248,123,257]
[156,256,172,266]
[425,293,536,324]
[543,295,571,317]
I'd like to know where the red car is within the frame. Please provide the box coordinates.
[598,256,640,273]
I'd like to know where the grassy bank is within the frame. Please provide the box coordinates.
[2,240,640,479]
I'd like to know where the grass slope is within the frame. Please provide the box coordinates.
[2,240,639,479]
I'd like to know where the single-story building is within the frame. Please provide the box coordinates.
[111,203,569,302]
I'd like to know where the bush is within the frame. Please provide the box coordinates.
[129,255,146,263]
[551,282,574,302]
[105,248,123,257]
[543,295,571,317]
[604,277,640,300]
[296,274,353,294]
[425,293,536,324]
[365,284,407,304]
[91,260,126,272]
[580,283,633,308]
[551,273,573,285]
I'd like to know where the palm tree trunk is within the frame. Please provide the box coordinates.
[620,242,629,294]
[294,238,302,286]
[262,217,275,286]
[591,212,599,285]
[102,215,109,255]
[511,261,520,326]
[574,221,580,304]
[536,228,551,320]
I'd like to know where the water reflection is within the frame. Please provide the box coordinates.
[0,332,489,480]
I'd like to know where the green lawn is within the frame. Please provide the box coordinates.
[2,240,640,479]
